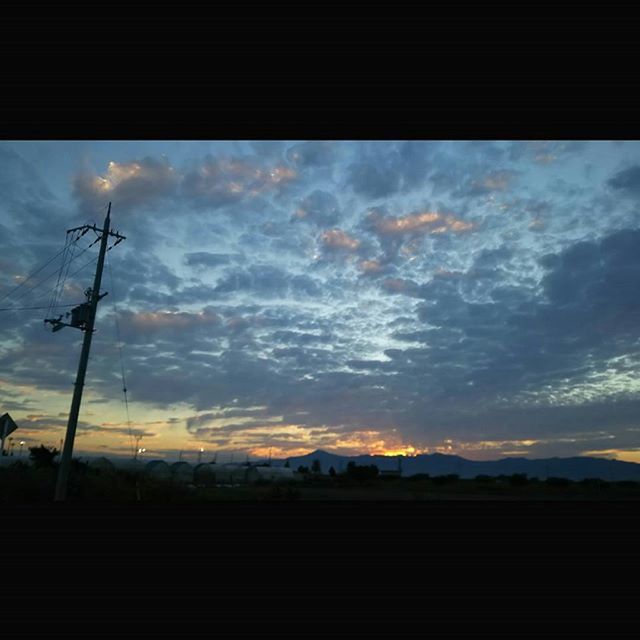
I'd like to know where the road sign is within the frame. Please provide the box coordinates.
[1,413,18,438]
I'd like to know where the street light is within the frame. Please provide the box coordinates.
[198,448,204,464]
[19,441,25,458]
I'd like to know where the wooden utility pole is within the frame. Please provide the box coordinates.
[47,203,126,501]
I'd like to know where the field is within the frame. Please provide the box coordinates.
[2,461,640,501]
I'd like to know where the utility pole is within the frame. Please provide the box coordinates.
[47,203,126,501]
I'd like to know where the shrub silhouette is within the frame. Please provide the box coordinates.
[29,445,59,469]
[508,473,529,487]
[345,461,379,481]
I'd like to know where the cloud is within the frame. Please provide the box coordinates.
[184,252,237,269]
[73,157,178,213]
[380,278,420,297]
[507,141,587,165]
[291,190,340,226]
[366,209,475,236]
[286,141,337,167]
[358,259,387,276]
[213,265,322,299]
[126,308,221,332]
[7,140,640,460]
[72,153,300,217]
[608,166,640,197]
[347,162,401,199]
[456,170,519,198]
[320,229,361,252]
[344,142,438,200]
[181,155,297,208]
[362,208,476,264]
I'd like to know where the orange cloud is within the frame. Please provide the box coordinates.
[359,259,384,274]
[320,229,361,251]
[129,309,219,331]
[370,210,475,236]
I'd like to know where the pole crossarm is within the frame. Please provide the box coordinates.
[66,223,127,242]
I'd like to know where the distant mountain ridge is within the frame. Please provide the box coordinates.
[274,450,640,481]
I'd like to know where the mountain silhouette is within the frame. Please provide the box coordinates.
[278,449,640,481]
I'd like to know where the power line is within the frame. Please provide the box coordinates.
[106,251,135,458]
[0,203,109,305]
[7,237,97,307]
[46,231,74,319]
[0,303,80,312]
[48,230,80,316]
[64,256,99,284]
[0,241,78,305]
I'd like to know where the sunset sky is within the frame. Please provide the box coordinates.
[1,140,640,463]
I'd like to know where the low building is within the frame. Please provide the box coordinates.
[193,463,217,487]
[114,459,145,474]
[145,460,171,481]
[210,464,250,485]
[247,466,297,483]
[171,461,194,484]
[87,457,115,473]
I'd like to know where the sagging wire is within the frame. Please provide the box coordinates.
[106,251,135,458]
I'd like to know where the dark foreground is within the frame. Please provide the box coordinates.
[3,461,640,501]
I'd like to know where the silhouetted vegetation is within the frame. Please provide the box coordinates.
[345,461,379,482]
[508,473,529,487]
[431,474,459,485]
[311,459,322,475]
[580,478,609,489]
[29,445,59,468]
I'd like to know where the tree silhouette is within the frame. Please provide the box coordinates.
[346,461,379,481]
[29,445,59,468]
[311,459,322,475]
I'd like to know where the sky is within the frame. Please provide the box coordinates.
[1,140,640,464]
